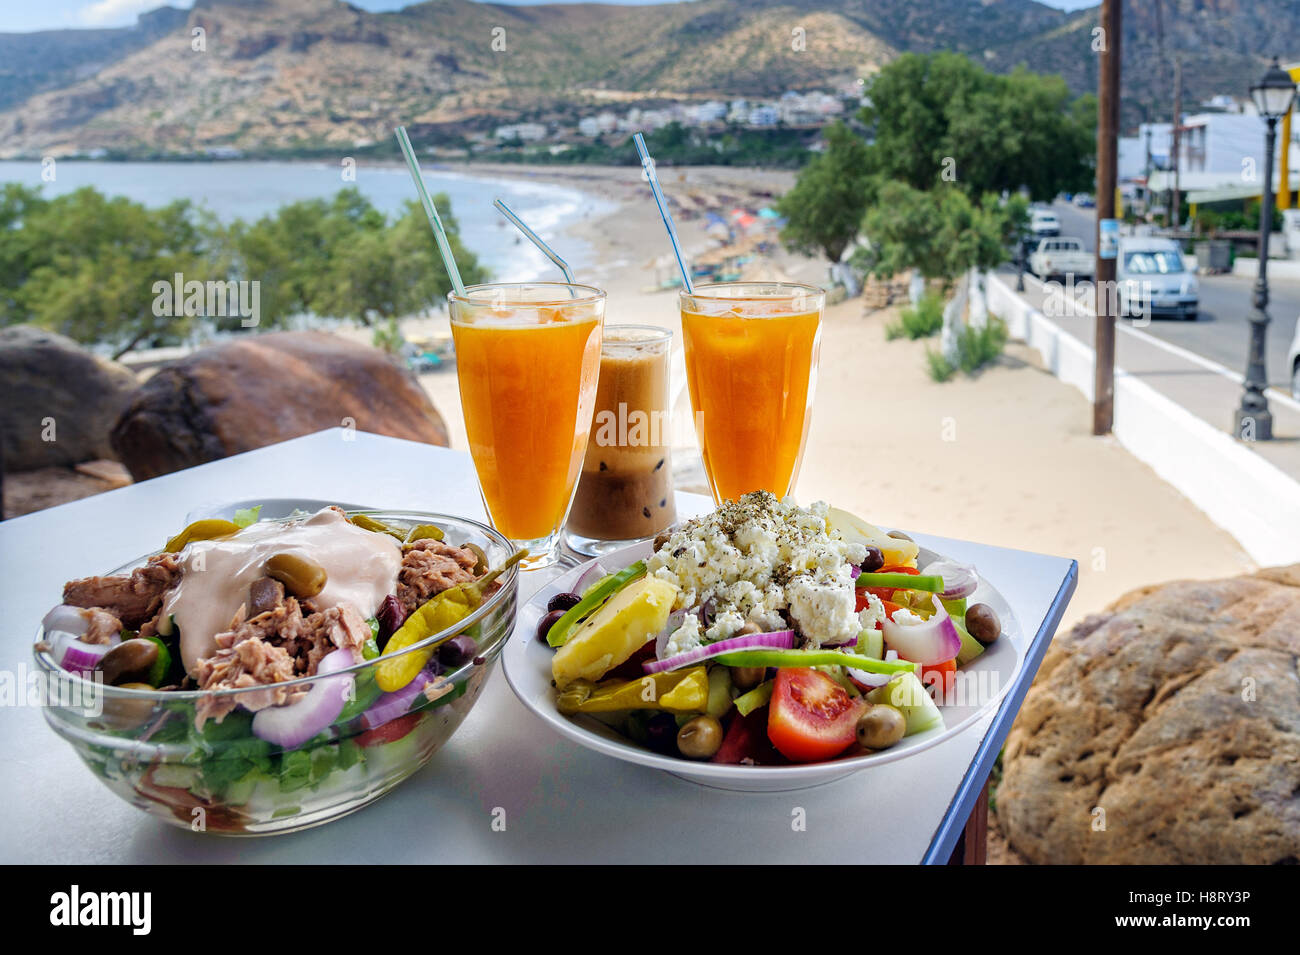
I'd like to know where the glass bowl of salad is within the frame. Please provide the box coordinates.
[33,508,521,835]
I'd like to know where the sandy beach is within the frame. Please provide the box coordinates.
[366,161,1256,632]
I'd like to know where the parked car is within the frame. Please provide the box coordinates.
[1286,314,1300,400]
[1029,208,1061,237]
[1073,193,1096,208]
[1028,236,1094,280]
[1117,237,1199,321]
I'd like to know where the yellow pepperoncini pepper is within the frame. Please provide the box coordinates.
[374,549,526,692]
[164,519,241,553]
[556,667,709,715]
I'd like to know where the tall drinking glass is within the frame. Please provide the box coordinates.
[449,282,605,568]
[679,282,824,503]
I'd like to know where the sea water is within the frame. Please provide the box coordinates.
[0,159,614,284]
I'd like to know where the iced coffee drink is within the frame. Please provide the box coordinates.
[565,325,676,556]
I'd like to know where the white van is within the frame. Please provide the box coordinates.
[1117,237,1199,321]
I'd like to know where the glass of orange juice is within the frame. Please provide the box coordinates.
[679,282,824,503]
[449,282,605,568]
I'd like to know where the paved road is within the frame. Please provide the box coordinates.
[1024,199,1300,391]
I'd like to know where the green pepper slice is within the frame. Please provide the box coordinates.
[714,648,918,675]
[546,560,647,648]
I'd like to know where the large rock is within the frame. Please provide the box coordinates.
[999,565,1300,865]
[110,332,450,480]
[0,325,138,471]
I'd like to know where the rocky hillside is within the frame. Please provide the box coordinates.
[0,0,1291,157]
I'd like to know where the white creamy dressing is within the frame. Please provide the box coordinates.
[163,508,402,674]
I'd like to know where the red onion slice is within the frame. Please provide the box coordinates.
[644,629,795,674]
[360,667,437,729]
[251,648,355,749]
[848,650,901,689]
[920,559,978,600]
[882,595,962,666]
[59,639,110,675]
[653,608,688,661]
[574,561,609,596]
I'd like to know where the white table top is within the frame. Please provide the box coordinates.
[0,429,1075,863]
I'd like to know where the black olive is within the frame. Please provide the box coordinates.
[966,603,1002,644]
[860,545,885,573]
[644,712,680,755]
[546,592,581,614]
[438,634,478,668]
[537,608,566,644]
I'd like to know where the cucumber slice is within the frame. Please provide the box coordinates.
[954,618,985,666]
[866,673,945,736]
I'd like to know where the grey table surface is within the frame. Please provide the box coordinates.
[0,429,1076,863]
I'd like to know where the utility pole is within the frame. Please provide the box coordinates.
[1171,57,1182,229]
[1093,0,1121,436]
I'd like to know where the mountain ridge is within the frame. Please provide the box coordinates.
[0,0,1290,158]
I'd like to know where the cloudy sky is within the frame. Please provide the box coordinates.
[3,0,1099,34]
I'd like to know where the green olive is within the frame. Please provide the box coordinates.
[96,639,159,687]
[676,715,724,759]
[463,542,489,576]
[100,682,157,730]
[966,603,1001,645]
[264,553,328,599]
[403,523,446,545]
[856,704,906,750]
[730,665,767,691]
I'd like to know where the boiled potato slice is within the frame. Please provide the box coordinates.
[551,576,679,688]
[827,506,919,567]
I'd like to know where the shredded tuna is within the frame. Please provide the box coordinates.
[397,539,478,613]
[80,608,124,645]
[193,598,370,728]
[63,552,183,629]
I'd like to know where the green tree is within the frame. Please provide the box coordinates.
[860,53,1094,200]
[775,122,876,262]
[857,183,1025,283]
[316,197,487,325]
[7,187,220,357]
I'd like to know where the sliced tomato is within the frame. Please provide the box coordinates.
[920,658,957,703]
[712,709,773,764]
[355,711,421,748]
[859,585,896,603]
[881,565,919,575]
[766,667,866,763]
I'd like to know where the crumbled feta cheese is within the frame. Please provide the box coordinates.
[646,491,869,648]
[785,573,859,647]
[891,608,925,626]
[857,591,887,632]
[664,614,702,657]
[705,609,745,643]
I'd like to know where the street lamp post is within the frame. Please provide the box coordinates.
[1235,57,1297,442]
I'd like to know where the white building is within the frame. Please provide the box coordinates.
[687,100,727,125]
[748,105,779,127]
[494,123,547,142]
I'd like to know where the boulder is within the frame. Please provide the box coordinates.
[110,331,450,481]
[998,565,1300,865]
[0,325,138,471]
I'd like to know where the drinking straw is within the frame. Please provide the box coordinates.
[493,198,576,284]
[394,125,465,295]
[632,132,693,294]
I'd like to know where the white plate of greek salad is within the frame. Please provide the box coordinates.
[504,492,1025,792]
